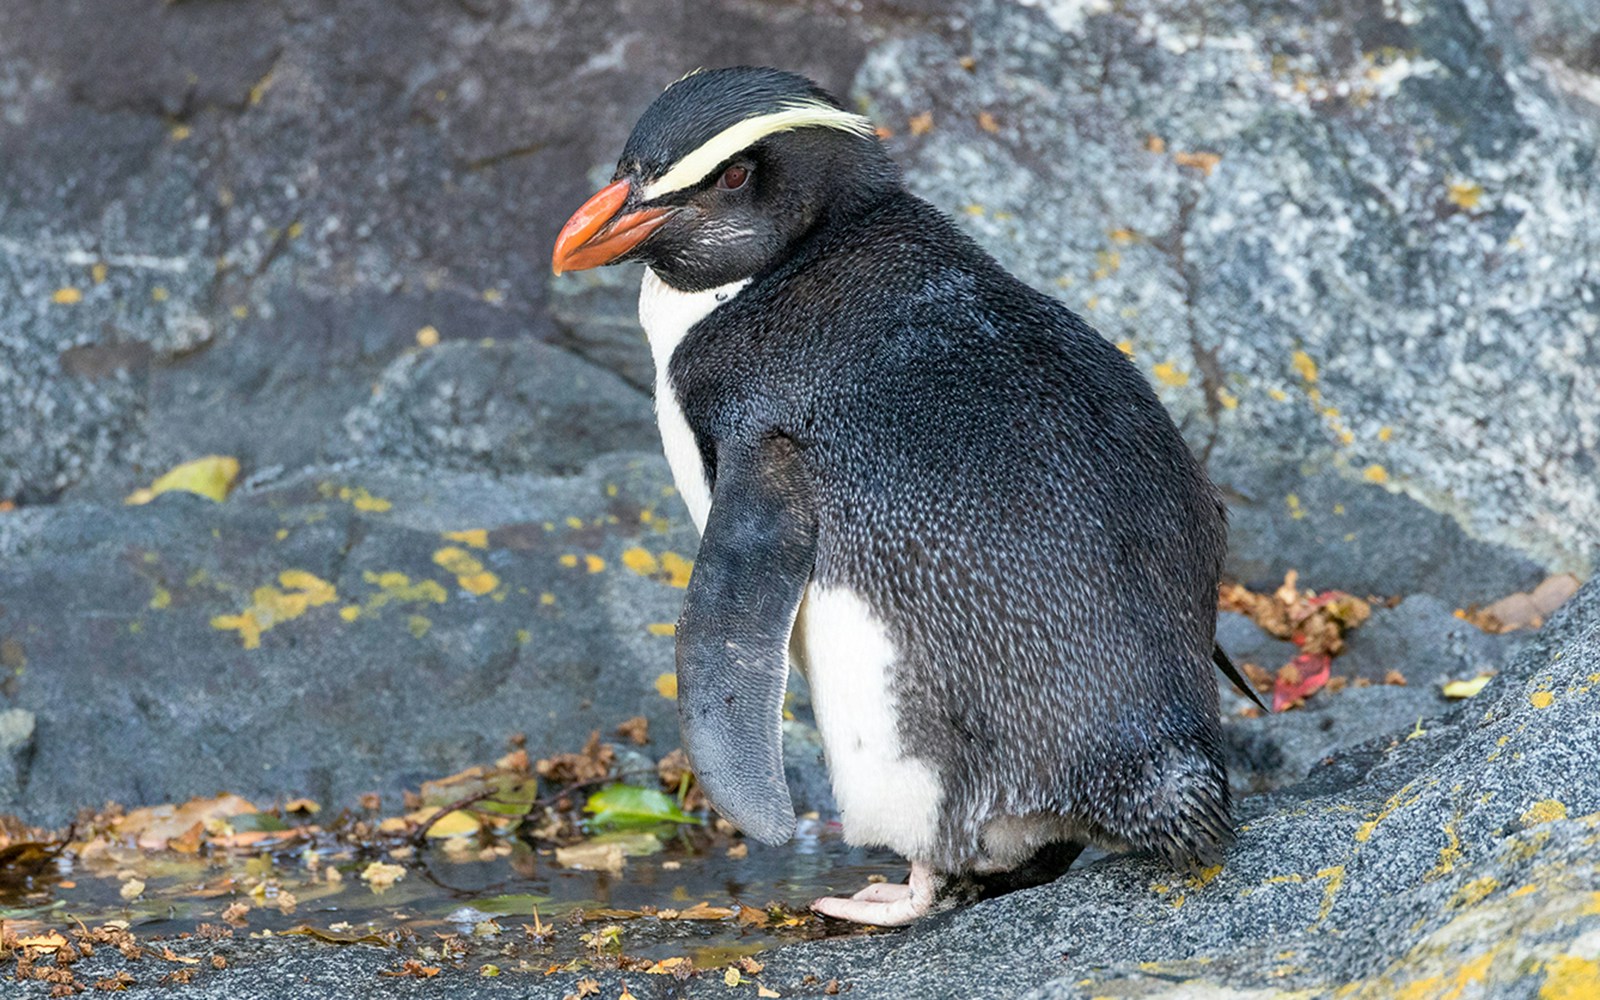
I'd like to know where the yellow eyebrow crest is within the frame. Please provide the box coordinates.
[638,100,876,201]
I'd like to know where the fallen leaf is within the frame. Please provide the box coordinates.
[421,810,481,838]
[584,784,701,829]
[17,931,68,951]
[379,960,440,979]
[1273,653,1332,712]
[576,976,601,997]
[615,716,650,746]
[554,841,626,874]
[119,878,146,901]
[360,861,406,890]
[1173,150,1221,176]
[125,455,240,505]
[1443,674,1494,699]
[1467,574,1581,633]
[759,987,782,998]
[281,925,392,946]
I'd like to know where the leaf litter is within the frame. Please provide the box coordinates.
[1,729,899,994]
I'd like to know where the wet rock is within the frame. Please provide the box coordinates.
[0,709,35,806]
[0,455,700,825]
[854,0,1600,593]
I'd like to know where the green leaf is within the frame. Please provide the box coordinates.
[583,784,702,829]
[230,811,291,833]
[466,894,552,915]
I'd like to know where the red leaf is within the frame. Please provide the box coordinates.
[1272,653,1332,712]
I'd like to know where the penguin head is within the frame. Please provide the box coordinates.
[552,66,898,290]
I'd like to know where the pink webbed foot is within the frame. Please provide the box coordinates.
[811,862,936,926]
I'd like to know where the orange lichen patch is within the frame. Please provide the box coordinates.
[415,325,440,348]
[559,554,579,568]
[655,673,678,699]
[433,547,499,596]
[442,529,488,549]
[660,552,693,588]
[211,570,338,649]
[1116,339,1135,356]
[621,547,660,576]
[1152,361,1189,387]
[1363,464,1390,485]
[583,554,605,574]
[1521,800,1568,827]
[53,286,84,304]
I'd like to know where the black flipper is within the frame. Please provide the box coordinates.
[676,434,817,845]
[1213,643,1268,711]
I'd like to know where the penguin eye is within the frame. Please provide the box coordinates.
[717,164,750,191]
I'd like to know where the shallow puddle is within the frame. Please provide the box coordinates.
[1,816,903,970]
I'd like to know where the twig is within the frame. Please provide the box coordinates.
[408,789,499,846]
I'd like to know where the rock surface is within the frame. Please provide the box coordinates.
[3,0,1598,996]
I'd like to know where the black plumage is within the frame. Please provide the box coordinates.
[553,66,1245,921]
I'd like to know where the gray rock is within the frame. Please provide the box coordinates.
[0,0,880,505]
[0,708,35,806]
[340,337,659,476]
[0,454,701,824]
[852,0,1600,592]
[1213,610,1297,671]
[1341,593,1529,687]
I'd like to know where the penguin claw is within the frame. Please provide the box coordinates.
[810,863,934,926]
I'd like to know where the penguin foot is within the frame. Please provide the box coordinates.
[810,861,936,926]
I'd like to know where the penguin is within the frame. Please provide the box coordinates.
[552,66,1261,926]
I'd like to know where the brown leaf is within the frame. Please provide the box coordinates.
[1173,150,1222,176]
[576,977,601,997]
[379,960,440,979]
[614,717,650,746]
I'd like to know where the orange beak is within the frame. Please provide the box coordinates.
[551,179,674,275]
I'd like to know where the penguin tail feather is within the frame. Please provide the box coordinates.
[1213,643,1268,711]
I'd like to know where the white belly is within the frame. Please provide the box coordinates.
[799,586,943,859]
[637,268,749,534]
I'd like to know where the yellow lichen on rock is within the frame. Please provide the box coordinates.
[433,546,499,595]
[660,552,693,588]
[211,570,338,649]
[1522,800,1568,826]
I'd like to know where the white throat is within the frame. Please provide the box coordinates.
[638,268,750,533]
